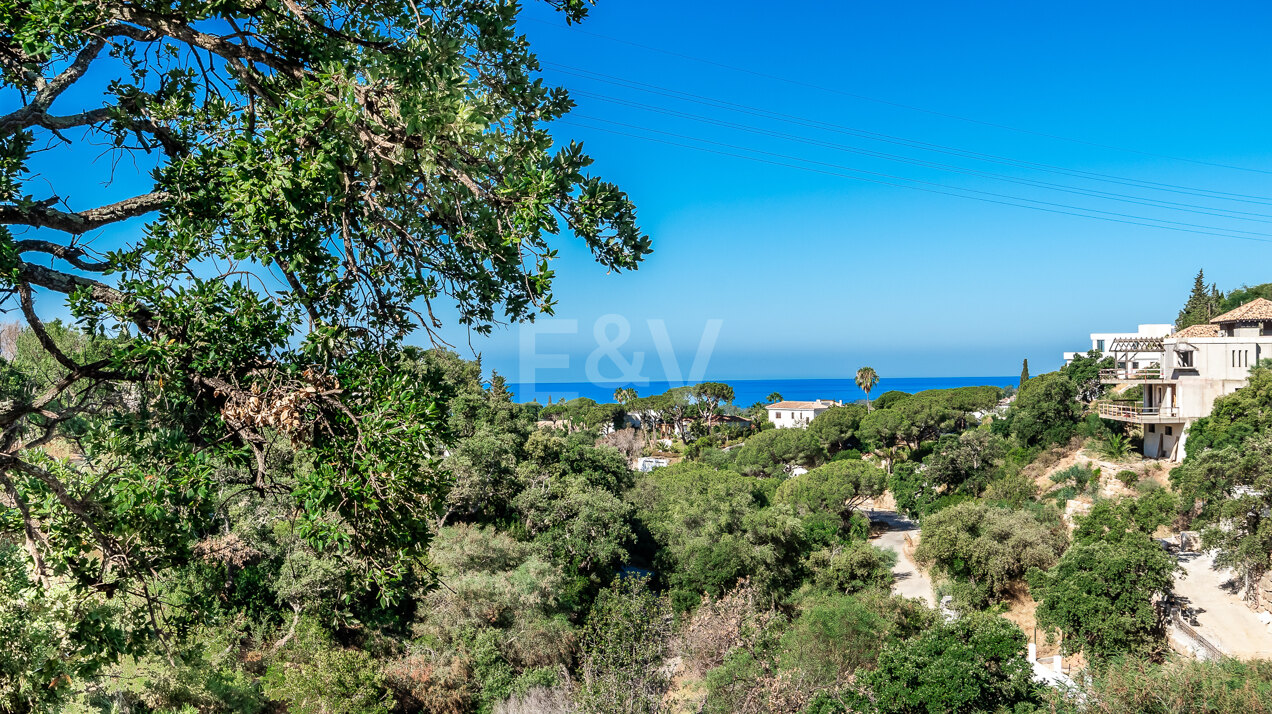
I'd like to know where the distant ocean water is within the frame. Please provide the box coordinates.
[504,376,1018,406]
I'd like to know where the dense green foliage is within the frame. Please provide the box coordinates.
[1029,501,1176,662]
[916,502,1067,607]
[863,613,1041,714]
[1176,269,1224,329]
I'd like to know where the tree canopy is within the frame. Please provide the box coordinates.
[0,2,649,708]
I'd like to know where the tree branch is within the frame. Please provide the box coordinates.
[15,239,111,271]
[0,192,170,234]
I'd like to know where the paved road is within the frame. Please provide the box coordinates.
[870,510,937,607]
[1173,549,1272,660]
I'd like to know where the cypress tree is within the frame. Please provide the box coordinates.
[1020,359,1030,387]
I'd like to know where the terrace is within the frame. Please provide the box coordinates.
[1096,400,1180,423]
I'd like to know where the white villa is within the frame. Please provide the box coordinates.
[1096,298,1272,460]
[766,399,841,428]
[1063,323,1174,368]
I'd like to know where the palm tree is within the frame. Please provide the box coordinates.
[766,391,783,404]
[856,366,879,412]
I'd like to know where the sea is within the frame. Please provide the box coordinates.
[504,376,1019,406]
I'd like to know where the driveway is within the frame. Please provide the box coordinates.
[870,510,937,607]
[1172,548,1272,659]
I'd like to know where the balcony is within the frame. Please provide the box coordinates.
[1096,400,1180,423]
[1099,367,1168,384]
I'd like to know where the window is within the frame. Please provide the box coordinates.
[774,412,781,419]
[1178,350,1193,368]
[1165,426,1173,436]
[1147,424,1155,433]
[1096,339,1105,351]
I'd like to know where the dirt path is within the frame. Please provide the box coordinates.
[870,510,936,607]
[1173,549,1272,660]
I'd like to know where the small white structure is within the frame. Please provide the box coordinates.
[1097,298,1272,461]
[1064,323,1174,366]
[636,457,669,472]
[766,399,841,428]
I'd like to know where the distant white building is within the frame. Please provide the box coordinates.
[1064,323,1174,367]
[766,399,841,428]
[636,457,669,472]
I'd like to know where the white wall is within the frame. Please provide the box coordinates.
[768,407,828,429]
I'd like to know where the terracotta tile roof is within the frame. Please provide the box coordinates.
[767,400,835,410]
[1210,297,1272,323]
[1171,324,1220,338]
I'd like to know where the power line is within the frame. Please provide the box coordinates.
[557,118,1272,244]
[548,63,1272,206]
[526,16,1272,175]
[570,98,1272,225]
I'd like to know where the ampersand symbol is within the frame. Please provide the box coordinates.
[586,314,646,384]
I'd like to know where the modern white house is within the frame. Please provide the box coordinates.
[766,399,841,428]
[1096,298,1272,460]
[1063,323,1174,367]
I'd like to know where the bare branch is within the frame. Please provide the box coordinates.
[0,191,170,233]
[111,7,303,78]
[15,239,111,271]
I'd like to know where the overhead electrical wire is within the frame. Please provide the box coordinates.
[568,97,1272,225]
[546,63,1272,206]
[555,117,1272,244]
[526,17,1272,175]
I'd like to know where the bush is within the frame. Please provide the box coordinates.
[806,542,896,595]
[1010,372,1081,447]
[915,502,1068,606]
[777,594,889,687]
[1050,463,1098,492]
[262,621,391,714]
[1047,657,1272,713]
[863,613,1040,714]
[1117,469,1140,487]
[832,448,863,462]
[1102,432,1131,459]
[1029,506,1176,662]
[578,576,671,714]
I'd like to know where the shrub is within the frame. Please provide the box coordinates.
[777,594,889,688]
[1047,657,1272,713]
[577,576,671,713]
[1102,432,1131,459]
[679,580,778,678]
[806,542,896,595]
[1117,469,1140,487]
[262,621,391,714]
[915,502,1068,606]
[863,613,1040,714]
[1029,505,1176,662]
[1050,463,1098,492]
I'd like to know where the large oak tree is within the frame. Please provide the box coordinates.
[0,0,647,690]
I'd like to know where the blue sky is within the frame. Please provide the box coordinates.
[12,1,1272,384]
[455,0,1272,383]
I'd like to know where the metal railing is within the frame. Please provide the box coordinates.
[1096,401,1179,420]
[1100,367,1162,382]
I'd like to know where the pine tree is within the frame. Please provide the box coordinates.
[1020,359,1030,387]
[1177,269,1224,329]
